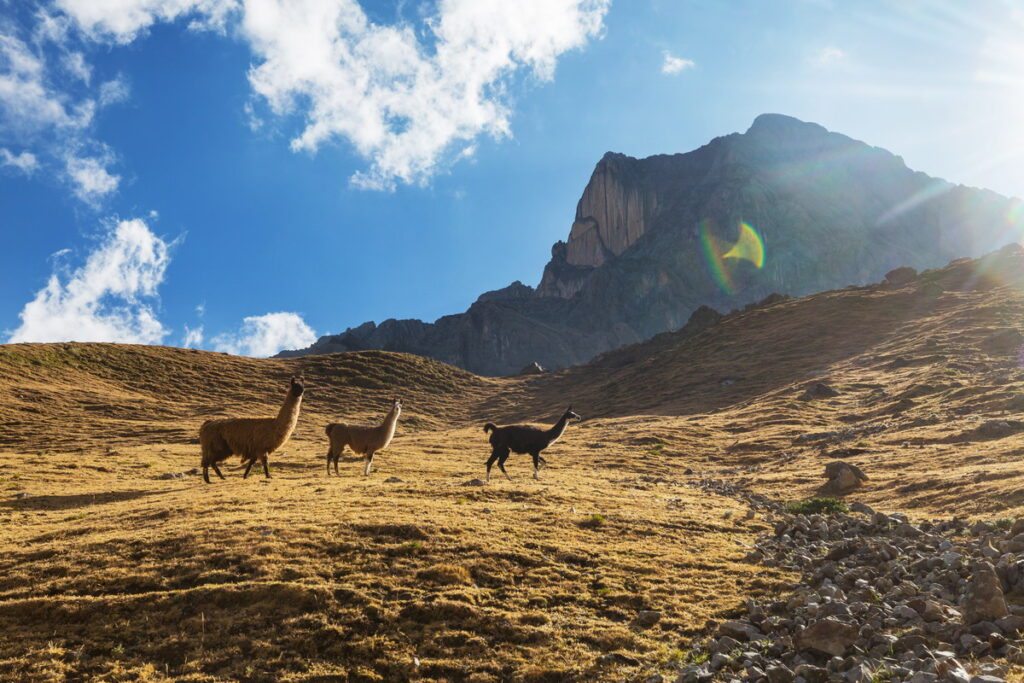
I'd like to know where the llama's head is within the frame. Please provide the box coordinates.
[391,397,403,412]
[289,376,305,397]
[565,406,582,422]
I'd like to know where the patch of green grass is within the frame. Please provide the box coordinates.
[582,513,607,529]
[993,517,1016,531]
[784,497,849,515]
[63,512,89,522]
[455,497,468,505]
[395,541,424,556]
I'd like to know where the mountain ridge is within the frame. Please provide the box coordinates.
[279,113,1024,375]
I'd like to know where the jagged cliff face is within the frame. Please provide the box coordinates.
[280,114,1024,375]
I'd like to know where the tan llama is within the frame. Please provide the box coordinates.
[324,398,401,476]
[199,376,305,483]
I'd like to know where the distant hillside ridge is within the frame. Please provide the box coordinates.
[280,113,1024,375]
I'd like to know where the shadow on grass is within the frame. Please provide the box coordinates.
[0,488,166,511]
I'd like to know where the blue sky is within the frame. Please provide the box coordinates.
[3,1,1024,355]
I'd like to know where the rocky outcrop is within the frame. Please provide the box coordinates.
[281,114,1024,376]
[662,479,1024,683]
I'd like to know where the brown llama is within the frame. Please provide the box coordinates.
[199,376,305,484]
[325,398,402,476]
[483,406,581,482]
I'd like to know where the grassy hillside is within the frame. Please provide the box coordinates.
[5,247,1024,680]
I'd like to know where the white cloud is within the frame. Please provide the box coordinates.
[241,0,610,189]
[1,148,39,174]
[62,51,91,83]
[98,75,130,106]
[0,31,90,134]
[66,153,121,203]
[7,218,172,344]
[54,0,239,44]
[661,51,695,75]
[810,46,846,67]
[212,312,317,357]
[15,0,608,199]
[0,24,123,203]
[182,324,204,347]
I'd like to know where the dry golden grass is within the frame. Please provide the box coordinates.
[0,433,784,681]
[6,247,1024,679]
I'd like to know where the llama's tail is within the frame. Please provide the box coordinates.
[483,422,497,433]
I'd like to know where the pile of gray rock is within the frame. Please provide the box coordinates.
[670,486,1024,683]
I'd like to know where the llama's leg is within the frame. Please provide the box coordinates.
[363,451,375,477]
[334,449,341,475]
[211,462,226,480]
[203,464,211,484]
[531,452,542,480]
[485,449,501,483]
[261,455,271,479]
[242,458,256,479]
[326,450,333,476]
[497,452,513,482]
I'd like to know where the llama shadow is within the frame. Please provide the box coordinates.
[0,488,165,512]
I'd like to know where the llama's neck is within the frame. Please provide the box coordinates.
[275,391,303,438]
[545,414,570,446]
[380,405,400,439]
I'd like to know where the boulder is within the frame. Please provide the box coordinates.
[964,561,1009,624]
[885,266,918,285]
[797,617,859,656]
[822,461,869,493]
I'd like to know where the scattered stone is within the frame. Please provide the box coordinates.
[797,618,859,657]
[633,610,661,629]
[516,361,546,375]
[718,620,762,641]
[821,460,869,493]
[384,476,404,483]
[12,492,30,499]
[765,665,795,683]
[675,665,713,683]
[462,479,486,486]
[799,382,841,401]
[965,561,1010,624]
[159,472,185,480]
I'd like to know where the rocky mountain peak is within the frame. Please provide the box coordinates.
[279,114,1024,376]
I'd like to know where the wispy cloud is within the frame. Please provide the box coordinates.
[809,46,846,67]
[65,153,120,203]
[0,22,125,204]
[0,148,39,174]
[7,218,173,344]
[54,0,239,44]
[661,51,695,75]
[182,324,204,348]
[212,312,317,357]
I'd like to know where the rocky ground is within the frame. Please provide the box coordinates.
[655,479,1024,683]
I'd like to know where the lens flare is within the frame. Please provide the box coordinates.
[722,221,766,268]
[700,220,766,295]
[699,219,733,294]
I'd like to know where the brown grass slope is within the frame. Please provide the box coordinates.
[6,246,1024,680]
[0,346,495,452]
